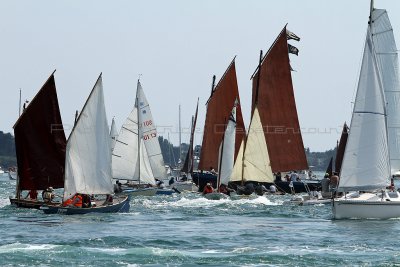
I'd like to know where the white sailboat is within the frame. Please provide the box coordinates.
[41,74,130,214]
[204,106,236,200]
[332,2,400,219]
[112,80,168,196]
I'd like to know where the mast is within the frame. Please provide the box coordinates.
[369,0,374,24]
[179,104,181,164]
[18,88,21,117]
[254,50,263,107]
[136,81,141,185]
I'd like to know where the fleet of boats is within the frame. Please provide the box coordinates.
[3,1,400,219]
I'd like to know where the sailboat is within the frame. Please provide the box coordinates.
[173,99,199,192]
[248,25,320,193]
[204,106,237,200]
[112,80,170,196]
[194,58,246,191]
[9,72,67,209]
[41,74,130,214]
[332,2,400,219]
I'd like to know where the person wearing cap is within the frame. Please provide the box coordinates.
[42,187,55,203]
[203,183,214,195]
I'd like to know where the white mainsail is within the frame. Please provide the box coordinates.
[64,75,113,200]
[338,27,390,192]
[110,117,118,152]
[370,9,400,176]
[218,106,236,187]
[136,81,167,180]
[230,106,274,183]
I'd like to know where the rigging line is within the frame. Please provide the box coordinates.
[372,28,393,36]
[121,126,138,135]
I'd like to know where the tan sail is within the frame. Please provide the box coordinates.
[251,26,308,172]
[230,107,274,183]
[198,58,245,172]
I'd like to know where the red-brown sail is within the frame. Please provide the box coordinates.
[13,72,66,192]
[198,58,245,171]
[335,122,349,175]
[251,26,308,172]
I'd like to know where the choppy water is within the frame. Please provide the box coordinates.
[1,173,400,266]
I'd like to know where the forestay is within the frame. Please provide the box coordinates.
[64,75,113,200]
[338,28,390,191]
[371,9,400,175]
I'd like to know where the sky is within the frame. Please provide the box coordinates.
[0,0,399,152]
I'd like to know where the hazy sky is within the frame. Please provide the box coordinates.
[1,0,399,151]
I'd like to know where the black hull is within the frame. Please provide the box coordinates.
[9,197,60,209]
[192,172,217,192]
[40,196,130,215]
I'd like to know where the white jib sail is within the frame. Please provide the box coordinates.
[338,28,390,192]
[110,117,118,152]
[136,81,167,180]
[371,9,400,175]
[230,139,244,182]
[218,106,236,186]
[64,75,113,200]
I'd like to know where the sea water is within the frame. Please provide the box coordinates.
[1,173,400,266]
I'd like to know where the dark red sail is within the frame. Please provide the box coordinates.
[198,59,245,171]
[335,122,349,175]
[181,99,199,174]
[251,26,308,172]
[13,72,66,191]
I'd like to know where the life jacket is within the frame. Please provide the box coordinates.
[63,198,73,207]
[72,194,83,208]
[203,186,213,194]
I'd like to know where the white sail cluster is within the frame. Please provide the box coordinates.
[111,81,166,185]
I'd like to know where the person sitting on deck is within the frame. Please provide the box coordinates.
[290,171,299,182]
[275,172,282,182]
[42,187,55,203]
[209,167,216,175]
[269,185,277,194]
[320,173,331,198]
[330,172,340,192]
[25,189,38,200]
[203,183,214,195]
[114,180,122,193]
[103,194,113,205]
[63,193,83,208]
[219,184,234,196]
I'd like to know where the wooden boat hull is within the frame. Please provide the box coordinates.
[40,196,130,215]
[121,187,157,197]
[203,192,229,200]
[9,198,60,209]
[333,194,400,219]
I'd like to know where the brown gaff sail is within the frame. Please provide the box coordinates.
[335,122,349,175]
[13,72,66,192]
[181,99,199,174]
[198,58,245,172]
[251,26,308,173]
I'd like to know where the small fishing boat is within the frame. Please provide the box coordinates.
[9,72,67,208]
[41,74,129,215]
